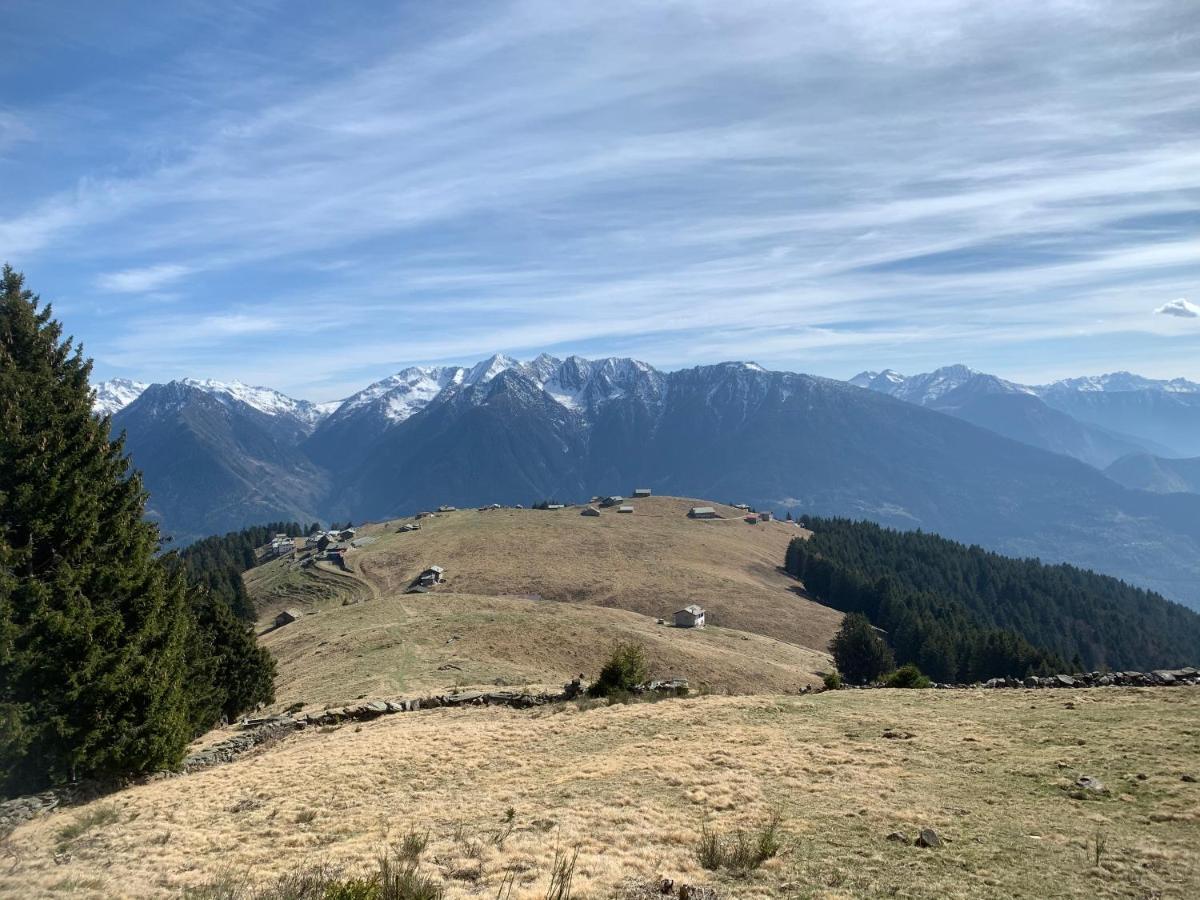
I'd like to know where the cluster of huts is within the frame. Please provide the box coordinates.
[578,488,651,516]
[264,533,297,558]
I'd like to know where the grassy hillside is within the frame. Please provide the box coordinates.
[6,689,1197,898]
[248,496,842,707]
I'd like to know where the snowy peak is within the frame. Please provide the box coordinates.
[851,365,1034,406]
[178,379,328,427]
[332,366,470,424]
[93,378,149,416]
[325,353,667,425]
[1038,372,1200,395]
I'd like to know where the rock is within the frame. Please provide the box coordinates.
[882,729,914,740]
[1054,675,1076,688]
[1182,774,1197,783]
[1023,676,1039,688]
[886,831,909,844]
[1075,775,1106,793]
[915,828,942,848]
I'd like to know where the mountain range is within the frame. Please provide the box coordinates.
[98,355,1200,610]
[850,365,1200,466]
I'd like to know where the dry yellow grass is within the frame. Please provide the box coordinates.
[248,497,839,708]
[258,497,838,648]
[261,591,830,711]
[4,688,1197,899]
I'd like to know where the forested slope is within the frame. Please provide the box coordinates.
[787,518,1200,677]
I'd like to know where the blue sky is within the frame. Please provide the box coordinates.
[2,0,1198,401]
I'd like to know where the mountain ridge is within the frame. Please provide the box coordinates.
[103,355,1200,609]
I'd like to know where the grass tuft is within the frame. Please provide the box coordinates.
[55,803,120,847]
[696,807,784,873]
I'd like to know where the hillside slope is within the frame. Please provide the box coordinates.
[6,690,1197,899]
[247,497,841,708]
[1105,453,1200,495]
[112,382,327,542]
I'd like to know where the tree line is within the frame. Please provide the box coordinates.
[0,268,276,796]
[176,522,314,621]
[787,517,1200,680]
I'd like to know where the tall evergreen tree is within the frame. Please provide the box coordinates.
[0,266,194,794]
[829,613,894,684]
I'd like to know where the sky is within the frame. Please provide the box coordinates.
[1,0,1198,402]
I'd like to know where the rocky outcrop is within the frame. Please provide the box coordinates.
[840,667,1199,691]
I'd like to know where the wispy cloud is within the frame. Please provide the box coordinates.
[96,263,192,293]
[1,0,1198,393]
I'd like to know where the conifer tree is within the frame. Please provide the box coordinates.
[0,266,193,794]
[829,613,895,684]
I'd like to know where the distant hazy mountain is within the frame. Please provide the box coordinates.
[1041,373,1200,394]
[111,381,328,543]
[99,356,1200,609]
[1105,454,1200,495]
[1034,380,1200,457]
[849,365,1156,467]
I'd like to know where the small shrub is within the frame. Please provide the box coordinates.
[396,828,428,864]
[696,808,784,873]
[294,808,318,825]
[56,804,120,846]
[885,664,931,689]
[822,672,843,690]
[376,853,444,900]
[587,643,649,698]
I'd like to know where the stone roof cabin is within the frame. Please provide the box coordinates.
[674,605,706,628]
[274,608,302,628]
[688,506,717,519]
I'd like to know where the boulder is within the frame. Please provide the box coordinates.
[915,828,942,848]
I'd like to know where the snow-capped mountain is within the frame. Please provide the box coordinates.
[329,353,665,424]
[99,353,1200,609]
[303,353,666,469]
[849,364,1032,405]
[1038,373,1200,394]
[93,378,149,416]
[95,377,333,427]
[847,364,1165,467]
[178,378,330,428]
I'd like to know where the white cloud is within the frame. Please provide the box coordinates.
[1155,298,1199,319]
[3,0,1198,386]
[96,264,192,293]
